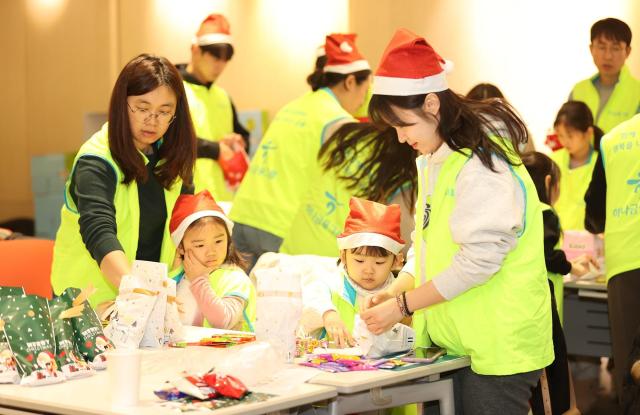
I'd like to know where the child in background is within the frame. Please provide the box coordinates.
[551,101,604,231]
[169,190,255,331]
[523,151,596,414]
[303,197,404,348]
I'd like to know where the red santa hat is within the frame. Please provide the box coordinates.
[323,33,370,74]
[193,13,232,46]
[337,197,405,255]
[373,28,453,96]
[170,190,233,246]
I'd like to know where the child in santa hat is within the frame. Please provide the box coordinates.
[170,190,255,332]
[303,197,404,348]
[360,29,553,414]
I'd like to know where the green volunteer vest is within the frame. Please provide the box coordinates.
[279,132,375,256]
[550,148,596,231]
[413,145,554,375]
[184,81,234,201]
[51,123,181,308]
[600,114,640,281]
[572,66,640,133]
[330,274,359,334]
[230,88,353,238]
[200,267,256,333]
[541,203,565,320]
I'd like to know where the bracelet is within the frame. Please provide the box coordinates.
[401,291,414,316]
[396,294,406,317]
[396,293,412,318]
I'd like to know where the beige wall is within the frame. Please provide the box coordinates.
[2,0,639,223]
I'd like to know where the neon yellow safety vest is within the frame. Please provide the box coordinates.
[541,203,565,320]
[184,80,234,201]
[412,144,554,375]
[51,123,181,308]
[329,272,359,334]
[230,88,353,238]
[193,267,256,332]
[572,66,640,133]
[550,148,596,231]
[279,132,375,256]
[600,114,640,281]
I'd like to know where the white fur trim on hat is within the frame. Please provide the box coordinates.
[324,59,370,74]
[171,210,234,246]
[337,232,404,255]
[194,33,233,46]
[373,72,448,96]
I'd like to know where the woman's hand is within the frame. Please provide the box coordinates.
[323,311,355,348]
[183,249,213,281]
[360,296,403,335]
[360,289,394,313]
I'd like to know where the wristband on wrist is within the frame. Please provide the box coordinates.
[401,291,414,316]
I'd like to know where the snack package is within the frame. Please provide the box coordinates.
[254,268,302,363]
[62,288,114,370]
[353,316,415,359]
[164,278,184,344]
[0,294,65,386]
[135,261,168,348]
[104,273,159,349]
[47,296,93,379]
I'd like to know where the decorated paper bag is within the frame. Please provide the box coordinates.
[254,268,302,363]
[0,287,25,296]
[163,278,184,344]
[61,288,114,370]
[353,315,415,358]
[135,260,168,348]
[104,274,159,349]
[0,318,20,384]
[0,294,65,386]
[47,296,93,379]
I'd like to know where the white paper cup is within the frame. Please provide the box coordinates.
[106,349,142,408]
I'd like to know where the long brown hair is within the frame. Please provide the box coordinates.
[318,122,417,207]
[108,54,196,188]
[369,90,530,171]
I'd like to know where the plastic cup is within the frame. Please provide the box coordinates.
[106,349,142,408]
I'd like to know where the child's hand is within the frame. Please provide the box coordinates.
[570,254,599,277]
[360,289,394,313]
[183,249,214,281]
[323,311,355,348]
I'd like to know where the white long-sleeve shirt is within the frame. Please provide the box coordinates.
[402,142,525,300]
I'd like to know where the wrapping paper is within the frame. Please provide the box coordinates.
[254,268,302,363]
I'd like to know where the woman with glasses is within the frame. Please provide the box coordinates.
[51,54,196,309]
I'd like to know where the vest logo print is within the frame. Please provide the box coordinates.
[324,192,343,215]
[628,172,640,193]
[250,140,278,179]
[260,140,277,161]
[423,203,431,229]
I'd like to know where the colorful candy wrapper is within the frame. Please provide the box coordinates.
[0,294,65,386]
[62,287,114,370]
[47,296,93,379]
[172,374,217,400]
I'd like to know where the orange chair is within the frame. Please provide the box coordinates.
[0,239,54,299]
